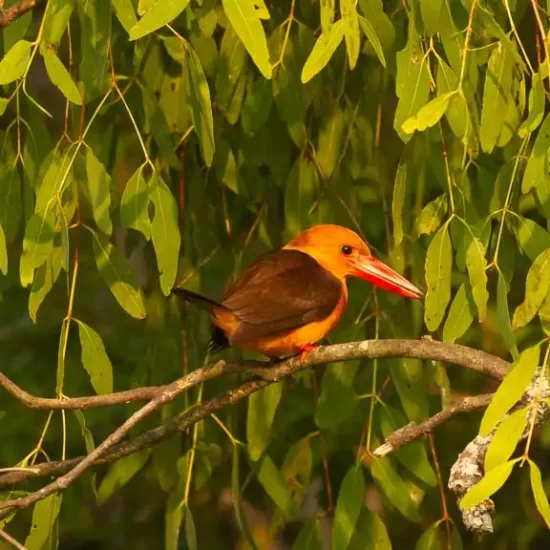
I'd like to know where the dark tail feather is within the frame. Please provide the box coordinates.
[171,288,223,312]
[172,288,230,361]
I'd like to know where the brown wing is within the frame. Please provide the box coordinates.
[220,249,343,344]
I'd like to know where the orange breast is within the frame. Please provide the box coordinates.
[213,292,348,357]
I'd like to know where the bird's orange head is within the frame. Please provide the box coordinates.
[284,224,424,300]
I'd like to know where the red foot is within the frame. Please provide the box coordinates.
[299,343,317,364]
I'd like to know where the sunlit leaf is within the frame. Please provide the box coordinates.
[485,407,528,471]
[521,112,550,193]
[331,465,365,550]
[41,46,82,105]
[222,0,272,79]
[402,93,454,134]
[512,249,550,329]
[443,283,476,343]
[341,0,361,70]
[436,59,467,139]
[150,174,181,295]
[0,223,7,276]
[90,228,147,319]
[85,148,113,235]
[420,0,442,35]
[247,383,282,461]
[129,0,191,40]
[29,246,63,323]
[76,319,114,395]
[529,459,550,528]
[357,15,386,67]
[460,460,517,509]
[513,217,550,262]
[43,0,75,44]
[519,72,545,137]
[120,165,151,240]
[301,20,345,83]
[112,0,138,33]
[424,223,452,331]
[320,0,335,35]
[0,40,32,85]
[480,344,540,436]
[465,234,488,321]
[415,194,448,236]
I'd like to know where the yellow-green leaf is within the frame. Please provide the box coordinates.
[41,47,82,105]
[183,504,198,550]
[424,223,452,331]
[120,165,151,240]
[519,72,545,137]
[90,228,146,319]
[321,0,335,35]
[415,194,448,236]
[512,249,550,329]
[111,0,138,33]
[85,148,112,235]
[247,383,282,461]
[76,319,114,395]
[521,112,550,193]
[496,271,519,359]
[129,0,191,40]
[420,0,442,36]
[460,460,516,510]
[25,493,62,550]
[301,19,345,83]
[480,344,540,436]
[0,40,32,85]
[222,0,272,79]
[257,456,294,517]
[331,466,365,550]
[341,0,361,70]
[529,459,550,529]
[466,234,488,321]
[402,92,454,134]
[480,42,514,154]
[485,407,528,471]
[357,15,386,67]
[0,223,7,275]
[185,43,215,167]
[392,153,408,247]
[443,283,476,343]
[29,246,64,323]
[150,174,181,295]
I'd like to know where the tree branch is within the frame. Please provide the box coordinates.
[0,338,509,520]
[373,393,495,456]
[0,0,42,28]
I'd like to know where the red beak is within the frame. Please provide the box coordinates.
[352,255,424,300]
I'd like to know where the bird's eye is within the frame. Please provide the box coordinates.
[341,245,353,256]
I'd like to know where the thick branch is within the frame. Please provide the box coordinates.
[373,393,495,456]
[0,338,509,519]
[0,339,509,412]
[0,0,42,28]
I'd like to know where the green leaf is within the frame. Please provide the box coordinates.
[480,42,514,154]
[424,223,452,331]
[415,194,448,236]
[90,229,147,319]
[512,249,550,329]
[393,26,430,142]
[519,72,545,137]
[436,60,467,139]
[111,0,138,33]
[465,234,488,321]
[241,78,272,135]
[379,407,436,485]
[20,210,56,288]
[392,153,408,247]
[183,505,198,550]
[247,383,282,461]
[529,460,550,529]
[341,0,361,70]
[120,165,151,240]
[151,174,181,295]
[0,40,32,85]
[496,271,519,359]
[485,407,528,471]
[0,223,7,275]
[97,450,151,505]
[460,460,516,509]
[129,0,190,40]
[349,508,392,550]
[480,344,540,436]
[184,43,215,167]
[85,148,112,235]
[371,457,421,522]
[331,466,365,550]
[43,0,75,44]
[513,217,550,262]
[222,0,272,79]
[25,493,62,550]
[390,359,428,422]
[41,47,82,105]
[73,409,95,454]
[76,319,114,395]
[357,15,386,67]
[29,246,64,323]
[292,520,322,550]
[320,0,335,35]
[415,523,441,550]
[0,97,8,115]
[420,0,442,35]
[257,455,294,516]
[443,283,476,343]
[402,93,454,134]
[521,112,550,193]
[317,106,345,179]
[301,20,345,84]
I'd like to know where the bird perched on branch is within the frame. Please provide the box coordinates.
[172,224,423,361]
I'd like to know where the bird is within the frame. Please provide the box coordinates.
[172,224,424,361]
